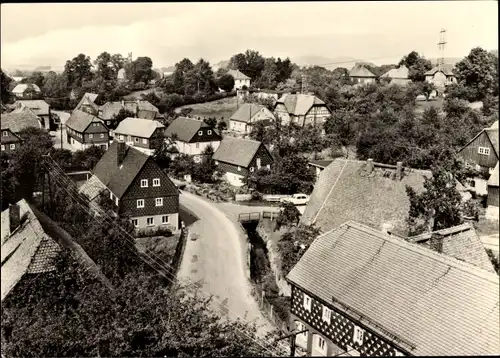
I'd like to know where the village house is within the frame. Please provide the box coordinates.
[11,83,42,100]
[117,68,127,83]
[14,99,53,130]
[457,121,499,174]
[165,117,222,161]
[424,64,457,88]
[1,107,42,152]
[286,221,499,357]
[307,159,334,181]
[79,141,180,231]
[349,65,377,85]
[1,199,111,302]
[65,110,110,150]
[380,65,411,86]
[74,92,100,115]
[229,103,275,134]
[99,100,160,129]
[274,93,331,127]
[486,162,499,220]
[113,117,165,156]
[227,69,251,90]
[212,138,273,186]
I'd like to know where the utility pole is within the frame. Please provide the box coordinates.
[275,328,309,357]
[60,122,64,150]
[438,29,447,70]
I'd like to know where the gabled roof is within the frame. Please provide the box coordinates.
[287,221,500,356]
[165,116,211,142]
[407,223,495,272]
[458,125,499,158]
[381,65,409,79]
[213,138,264,168]
[424,64,455,76]
[301,159,430,236]
[66,109,107,133]
[75,92,99,112]
[114,117,165,138]
[349,65,376,78]
[227,69,251,80]
[308,159,334,169]
[275,93,327,116]
[14,100,50,116]
[1,106,42,132]
[99,100,159,120]
[230,103,270,123]
[11,83,41,94]
[488,162,499,187]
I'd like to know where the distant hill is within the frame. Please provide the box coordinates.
[160,66,176,73]
[292,55,360,69]
[212,60,230,71]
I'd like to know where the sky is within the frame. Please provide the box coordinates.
[1,1,498,71]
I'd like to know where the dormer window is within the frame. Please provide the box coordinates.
[198,131,203,136]
[208,130,212,135]
[2,131,8,137]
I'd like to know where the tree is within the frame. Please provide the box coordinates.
[256,57,279,89]
[193,59,216,94]
[217,74,235,92]
[131,56,154,84]
[21,71,45,88]
[63,53,94,89]
[275,57,293,84]
[192,145,218,183]
[1,69,13,103]
[217,120,227,132]
[42,71,70,108]
[278,224,321,275]
[228,53,247,71]
[406,166,464,235]
[203,117,217,128]
[454,47,499,101]
[94,51,116,81]
[111,108,136,129]
[243,50,266,80]
[276,201,301,228]
[399,51,432,82]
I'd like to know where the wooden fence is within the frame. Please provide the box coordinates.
[253,284,289,334]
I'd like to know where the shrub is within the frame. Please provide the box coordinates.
[136,226,173,238]
[251,190,263,201]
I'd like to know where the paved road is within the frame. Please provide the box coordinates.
[177,191,274,336]
[481,233,499,255]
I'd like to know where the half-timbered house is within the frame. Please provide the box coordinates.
[66,110,110,150]
[274,93,331,127]
[1,106,42,152]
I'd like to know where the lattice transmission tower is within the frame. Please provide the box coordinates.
[437,29,447,70]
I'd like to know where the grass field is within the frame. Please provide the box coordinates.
[175,96,239,124]
[415,97,445,113]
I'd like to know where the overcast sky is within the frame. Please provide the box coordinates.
[1,1,498,70]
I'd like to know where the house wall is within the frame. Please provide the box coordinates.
[390,78,411,86]
[230,120,249,133]
[115,128,164,152]
[289,284,405,357]
[353,77,376,85]
[176,140,221,156]
[130,213,179,231]
[137,110,157,120]
[0,132,22,152]
[487,186,499,207]
[457,131,499,170]
[304,105,331,127]
[248,144,274,171]
[274,103,291,125]
[234,78,251,90]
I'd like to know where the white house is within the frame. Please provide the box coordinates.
[425,64,457,88]
[349,65,377,85]
[381,65,411,86]
[228,69,251,90]
[229,103,275,134]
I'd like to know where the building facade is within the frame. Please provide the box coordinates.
[274,93,331,127]
[229,103,275,134]
[114,118,165,156]
[227,69,251,90]
[1,107,42,152]
[424,65,457,88]
[66,110,110,150]
[14,100,53,130]
[457,123,499,174]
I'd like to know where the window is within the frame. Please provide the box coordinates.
[89,134,94,139]
[215,160,218,165]
[10,144,15,150]
[142,138,147,144]
[155,197,163,207]
[132,219,138,227]
[352,325,365,346]
[141,179,148,188]
[135,137,139,142]
[250,167,254,172]
[119,135,124,140]
[107,121,111,126]
[322,306,332,322]
[478,147,491,155]
[147,217,154,226]
[162,215,169,224]
[1,145,4,151]
[136,199,144,208]
[198,130,203,136]
[115,198,119,206]
[110,192,114,200]
[237,166,241,171]
[256,158,261,168]
[153,178,160,187]
[100,133,105,138]
[266,164,271,169]
[196,142,199,148]
[316,335,326,351]
[208,130,212,135]
[303,294,311,311]
[2,131,8,137]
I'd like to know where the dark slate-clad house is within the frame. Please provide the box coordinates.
[457,121,499,174]
[286,221,500,357]
[1,107,42,152]
[212,138,273,186]
[66,110,110,150]
[79,140,179,231]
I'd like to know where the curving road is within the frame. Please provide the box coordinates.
[177,191,273,336]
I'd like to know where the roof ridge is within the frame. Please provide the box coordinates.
[335,221,500,283]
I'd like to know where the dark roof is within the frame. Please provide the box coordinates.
[287,221,500,356]
[1,106,42,132]
[165,116,210,142]
[276,93,327,116]
[407,223,495,272]
[75,92,100,112]
[458,125,499,158]
[301,159,429,236]
[212,138,263,168]
[66,109,106,133]
[99,100,159,120]
[230,103,268,123]
[308,159,334,169]
[424,64,455,76]
[14,100,50,116]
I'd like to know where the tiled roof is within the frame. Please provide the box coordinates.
[66,109,106,133]
[75,92,99,112]
[408,223,495,272]
[349,65,376,78]
[114,117,164,138]
[1,200,61,301]
[11,83,41,94]
[488,162,499,187]
[99,100,159,120]
[381,65,409,79]
[1,106,42,132]
[276,93,327,116]
[212,138,263,168]
[230,103,268,123]
[79,175,110,202]
[227,69,251,80]
[165,116,209,142]
[301,159,429,236]
[424,64,455,76]
[308,159,334,169]
[287,221,500,356]
[15,100,50,116]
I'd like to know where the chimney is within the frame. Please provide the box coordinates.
[117,140,126,165]
[366,159,374,173]
[9,204,20,233]
[429,233,444,253]
[396,161,403,180]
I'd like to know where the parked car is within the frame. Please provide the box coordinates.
[280,193,310,206]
